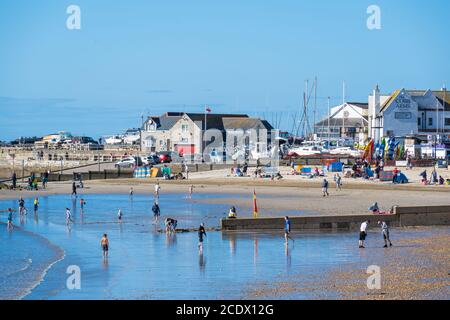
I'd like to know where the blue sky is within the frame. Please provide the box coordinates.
[0,0,449,140]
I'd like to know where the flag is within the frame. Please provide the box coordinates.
[363,139,374,162]
[380,137,386,158]
[205,105,212,113]
[253,189,258,218]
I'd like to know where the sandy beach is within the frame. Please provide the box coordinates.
[2,165,450,217]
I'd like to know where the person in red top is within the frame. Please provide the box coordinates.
[392,167,399,183]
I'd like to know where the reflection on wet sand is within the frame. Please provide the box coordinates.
[253,238,258,265]
[198,252,206,272]
[165,232,177,247]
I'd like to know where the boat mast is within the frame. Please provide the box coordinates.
[313,77,317,137]
[328,96,331,142]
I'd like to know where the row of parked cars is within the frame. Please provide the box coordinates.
[114,152,183,168]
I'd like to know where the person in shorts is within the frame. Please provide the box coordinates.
[152,202,161,222]
[101,234,109,259]
[284,216,294,244]
[322,179,329,197]
[359,220,370,248]
[7,208,13,229]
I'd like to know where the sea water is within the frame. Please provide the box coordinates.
[0,193,441,300]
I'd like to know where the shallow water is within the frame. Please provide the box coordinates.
[0,224,63,300]
[0,193,445,299]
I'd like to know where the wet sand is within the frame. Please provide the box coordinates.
[245,227,450,300]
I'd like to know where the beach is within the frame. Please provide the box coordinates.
[0,170,449,300]
[2,166,450,217]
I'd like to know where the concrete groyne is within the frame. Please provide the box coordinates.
[221,206,450,231]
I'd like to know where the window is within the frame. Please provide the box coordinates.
[417,118,421,126]
[181,138,188,143]
[428,118,433,126]
[395,112,412,119]
[181,124,189,133]
[445,118,450,126]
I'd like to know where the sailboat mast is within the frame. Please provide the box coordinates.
[313,77,317,136]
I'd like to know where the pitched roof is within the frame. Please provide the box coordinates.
[147,113,183,130]
[433,90,450,111]
[315,117,368,128]
[380,89,450,112]
[380,89,402,112]
[347,102,368,110]
[185,113,248,130]
[222,118,274,130]
[145,112,276,131]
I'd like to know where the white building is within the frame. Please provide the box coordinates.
[369,86,450,142]
[314,102,368,142]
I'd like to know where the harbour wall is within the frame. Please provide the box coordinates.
[221,206,450,231]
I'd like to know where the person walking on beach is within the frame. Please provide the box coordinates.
[406,155,413,170]
[129,187,134,198]
[359,220,370,248]
[80,198,86,213]
[322,179,329,197]
[378,221,392,248]
[117,209,123,223]
[66,208,73,225]
[152,202,160,223]
[101,234,109,259]
[42,171,49,189]
[154,182,160,198]
[7,208,13,229]
[334,174,342,191]
[71,182,77,197]
[19,197,26,215]
[198,223,207,253]
[284,216,294,244]
[431,168,438,185]
[33,197,39,214]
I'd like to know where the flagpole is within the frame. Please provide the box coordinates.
[204,105,207,132]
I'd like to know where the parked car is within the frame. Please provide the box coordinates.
[158,152,172,163]
[143,155,160,166]
[115,156,142,168]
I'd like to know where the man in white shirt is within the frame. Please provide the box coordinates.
[154,182,160,197]
[359,220,370,248]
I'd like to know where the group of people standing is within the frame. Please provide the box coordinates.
[359,220,393,249]
[5,196,40,229]
[283,216,393,249]
[420,168,446,185]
